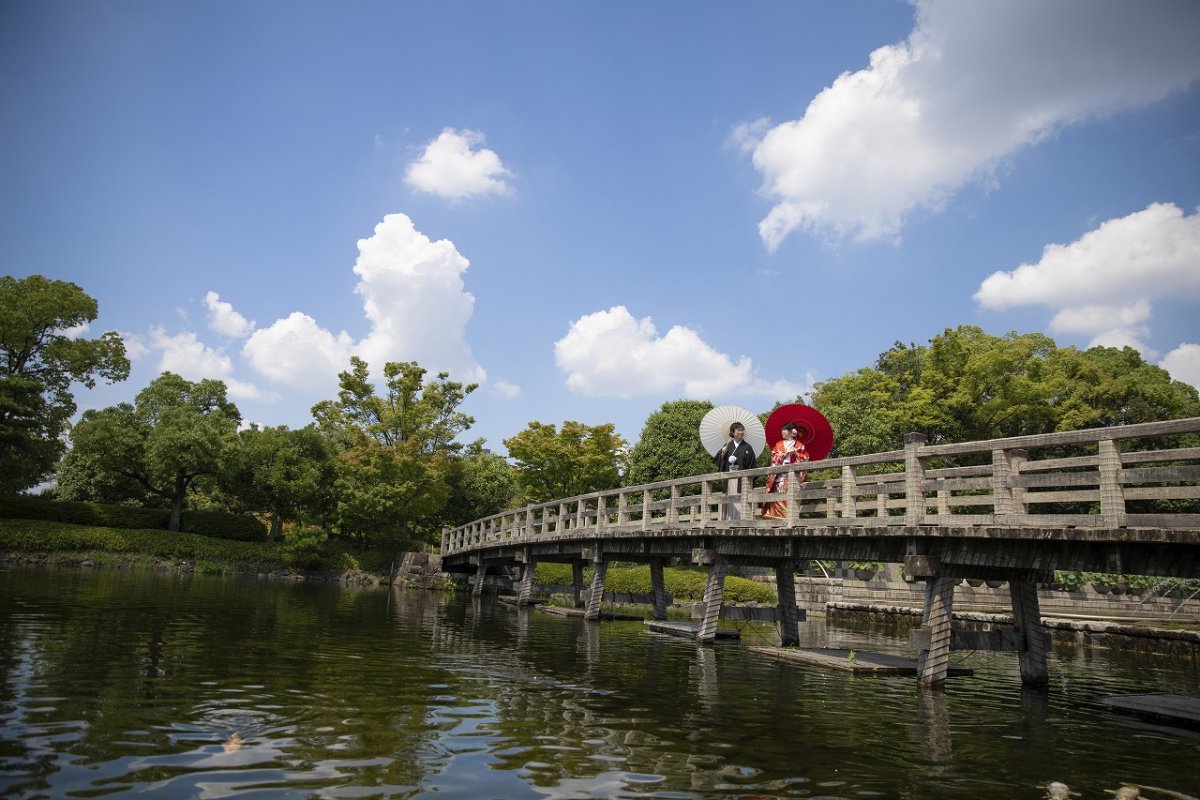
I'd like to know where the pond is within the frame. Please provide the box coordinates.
[1,566,1198,799]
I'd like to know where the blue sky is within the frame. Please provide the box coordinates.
[3,0,1199,455]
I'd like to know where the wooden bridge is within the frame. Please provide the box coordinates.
[441,417,1200,687]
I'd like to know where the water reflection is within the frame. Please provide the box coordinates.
[1,567,1199,799]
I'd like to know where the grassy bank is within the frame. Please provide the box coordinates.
[533,561,778,604]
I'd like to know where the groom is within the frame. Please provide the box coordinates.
[715,422,756,519]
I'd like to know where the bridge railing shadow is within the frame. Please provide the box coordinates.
[443,417,1200,556]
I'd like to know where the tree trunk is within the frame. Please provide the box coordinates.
[168,472,187,532]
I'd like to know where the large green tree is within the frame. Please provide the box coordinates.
[223,424,336,539]
[810,325,1200,456]
[626,400,715,486]
[312,357,477,547]
[1,275,129,492]
[442,445,520,527]
[59,373,241,530]
[504,421,627,503]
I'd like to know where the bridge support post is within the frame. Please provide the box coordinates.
[516,551,537,605]
[1009,579,1049,688]
[696,559,728,643]
[917,574,956,688]
[584,559,608,621]
[650,560,669,620]
[472,562,488,597]
[572,561,585,608]
[775,560,800,646]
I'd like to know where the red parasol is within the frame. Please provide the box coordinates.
[765,404,835,461]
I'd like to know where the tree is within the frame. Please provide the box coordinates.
[504,421,627,503]
[810,325,1200,456]
[442,445,521,527]
[223,424,336,539]
[626,400,715,486]
[0,275,129,492]
[311,357,478,548]
[60,373,241,530]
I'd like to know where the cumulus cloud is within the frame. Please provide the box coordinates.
[976,204,1200,309]
[241,213,485,393]
[975,203,1200,365]
[1161,343,1200,389]
[242,312,355,395]
[352,213,486,384]
[554,306,805,401]
[739,0,1200,248]
[148,327,277,401]
[60,322,90,339]
[205,291,255,338]
[405,128,514,201]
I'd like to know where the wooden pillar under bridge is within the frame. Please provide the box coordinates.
[572,561,585,608]
[696,559,728,643]
[584,559,608,621]
[775,560,800,646]
[650,560,669,620]
[917,574,956,688]
[516,550,536,605]
[472,562,488,597]
[1009,578,1049,688]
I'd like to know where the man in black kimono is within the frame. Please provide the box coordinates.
[715,422,756,519]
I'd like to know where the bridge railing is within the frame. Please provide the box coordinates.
[442,417,1200,556]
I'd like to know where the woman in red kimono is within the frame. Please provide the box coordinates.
[761,423,808,519]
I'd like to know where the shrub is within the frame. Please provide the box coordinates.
[281,525,328,570]
[532,562,776,604]
[0,495,266,540]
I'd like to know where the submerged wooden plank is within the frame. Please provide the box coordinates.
[749,646,973,677]
[1100,694,1200,730]
[644,620,740,640]
[538,605,643,621]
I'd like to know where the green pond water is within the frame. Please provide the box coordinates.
[1,566,1198,799]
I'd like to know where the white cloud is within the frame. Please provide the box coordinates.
[204,291,255,338]
[1161,343,1200,389]
[60,322,90,339]
[120,331,149,361]
[240,213,485,394]
[352,213,486,384]
[554,306,805,401]
[405,128,514,201]
[242,312,355,394]
[975,203,1200,364]
[148,327,277,402]
[493,380,522,399]
[976,204,1200,309]
[740,0,1200,248]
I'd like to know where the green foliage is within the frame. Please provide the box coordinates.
[223,424,336,539]
[848,561,884,572]
[280,524,329,570]
[334,439,449,550]
[0,495,264,539]
[59,372,242,531]
[504,420,628,503]
[531,562,776,603]
[442,447,520,526]
[0,275,130,492]
[626,400,715,486]
[0,518,282,565]
[811,326,1200,456]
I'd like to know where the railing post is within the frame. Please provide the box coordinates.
[739,474,754,521]
[786,467,801,523]
[525,503,534,539]
[641,489,652,530]
[700,479,713,527]
[618,491,629,526]
[1098,438,1126,528]
[596,495,607,529]
[904,432,928,526]
[992,448,1028,524]
[840,466,857,518]
[559,502,568,533]
[668,485,680,525]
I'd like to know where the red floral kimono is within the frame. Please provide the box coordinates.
[761,439,808,519]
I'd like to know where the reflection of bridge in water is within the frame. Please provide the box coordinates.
[441,418,1200,687]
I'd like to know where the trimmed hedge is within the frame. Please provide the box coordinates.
[533,562,776,604]
[0,518,282,564]
[0,495,265,541]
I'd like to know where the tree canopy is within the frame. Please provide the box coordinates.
[810,325,1200,456]
[504,421,628,504]
[1,275,129,492]
[60,373,241,530]
[626,400,715,486]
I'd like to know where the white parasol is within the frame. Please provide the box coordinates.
[699,405,766,457]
